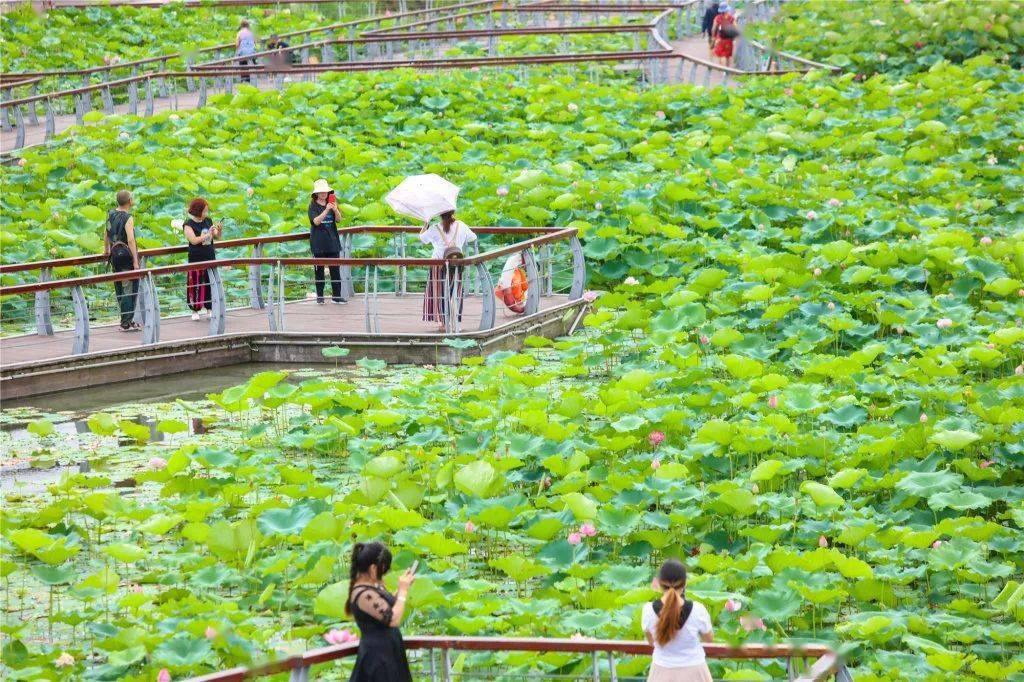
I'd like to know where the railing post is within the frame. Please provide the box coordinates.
[101,85,114,114]
[373,266,381,333]
[71,285,89,355]
[364,267,372,333]
[522,248,540,315]
[608,651,618,682]
[141,272,161,345]
[591,651,600,682]
[198,77,207,108]
[569,235,586,300]
[288,666,309,682]
[13,105,24,149]
[249,243,265,309]
[128,80,139,115]
[441,646,451,682]
[35,267,53,336]
[145,78,155,117]
[341,233,354,299]
[266,262,280,331]
[208,266,226,336]
[475,262,495,331]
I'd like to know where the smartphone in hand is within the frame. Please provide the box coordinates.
[409,560,419,574]
[327,192,337,205]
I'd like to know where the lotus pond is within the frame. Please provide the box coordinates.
[2,21,1024,682]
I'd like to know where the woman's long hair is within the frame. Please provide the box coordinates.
[654,559,687,645]
[345,541,392,615]
[440,210,455,233]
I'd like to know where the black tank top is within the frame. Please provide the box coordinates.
[107,209,130,247]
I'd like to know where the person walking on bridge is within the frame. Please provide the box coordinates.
[712,4,739,68]
[236,20,258,84]
[104,190,141,332]
[701,1,720,53]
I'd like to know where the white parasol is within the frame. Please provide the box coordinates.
[384,174,460,223]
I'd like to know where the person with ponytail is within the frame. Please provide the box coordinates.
[640,559,714,682]
[345,541,416,682]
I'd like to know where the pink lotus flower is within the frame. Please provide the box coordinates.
[651,458,662,470]
[324,628,357,645]
[1016,365,1024,376]
[16,158,26,167]
[827,302,836,311]
[582,290,599,303]
[932,540,942,549]
[205,626,217,639]
[246,187,255,197]
[986,342,995,349]
[936,318,953,329]
[649,431,666,447]
[55,652,75,667]
[148,457,167,470]
[987,156,997,165]
[919,413,929,423]
[158,670,172,682]
[567,103,578,112]
[980,236,992,245]
[496,185,509,197]
[980,460,994,469]
[751,483,759,494]
[914,41,924,49]
[580,522,597,537]
[767,395,779,409]
[699,335,710,345]
[724,598,742,612]
[895,326,904,335]
[827,198,841,207]
[984,22,992,30]
[590,201,602,211]
[567,532,582,546]
[623,276,639,286]
[655,110,666,120]
[818,535,829,548]
[806,210,817,220]
[465,521,476,533]
[784,88,794,96]
[740,615,766,632]
[645,183,653,190]
[128,583,143,593]
[813,267,822,277]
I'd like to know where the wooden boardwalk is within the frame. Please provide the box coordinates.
[0,293,566,368]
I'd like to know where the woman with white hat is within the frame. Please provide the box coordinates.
[308,178,346,304]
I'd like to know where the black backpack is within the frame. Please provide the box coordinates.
[652,598,694,630]
[719,23,740,40]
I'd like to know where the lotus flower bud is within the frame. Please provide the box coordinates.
[724,598,742,612]
[496,186,509,197]
[806,210,817,220]
[751,483,759,494]
[580,522,597,537]
[567,532,582,545]
[651,458,661,470]
[205,626,217,639]
[936,318,953,329]
[919,413,928,423]
[649,431,665,447]
[813,268,822,277]
[464,521,475,533]
[148,457,167,470]
[158,670,172,682]
[655,110,666,119]
[818,535,829,548]
[980,236,992,245]
[1016,365,1024,376]
[827,302,836,311]
[567,103,578,112]
[932,540,942,549]
[767,395,779,409]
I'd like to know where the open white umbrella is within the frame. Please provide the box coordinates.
[384,174,460,222]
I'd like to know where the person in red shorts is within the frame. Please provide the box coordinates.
[712,4,739,68]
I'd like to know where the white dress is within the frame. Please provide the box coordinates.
[418,220,477,259]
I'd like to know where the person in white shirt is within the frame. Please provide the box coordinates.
[641,559,714,682]
[419,210,476,332]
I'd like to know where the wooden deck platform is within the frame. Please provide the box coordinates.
[0,294,587,399]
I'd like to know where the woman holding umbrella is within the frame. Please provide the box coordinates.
[385,174,475,333]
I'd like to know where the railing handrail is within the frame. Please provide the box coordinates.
[0,227,577,295]
[0,225,562,275]
[185,636,842,682]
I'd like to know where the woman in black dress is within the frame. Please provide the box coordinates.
[346,541,416,682]
[183,197,221,321]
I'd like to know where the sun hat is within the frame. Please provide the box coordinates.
[311,178,333,196]
[719,3,731,12]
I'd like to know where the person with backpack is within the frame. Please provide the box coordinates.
[182,197,222,321]
[641,559,714,682]
[712,4,739,68]
[419,210,476,332]
[103,189,141,332]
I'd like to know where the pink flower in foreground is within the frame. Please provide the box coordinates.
[157,670,172,682]
[581,290,599,303]
[740,615,767,632]
[651,458,662,470]
[55,652,75,667]
[818,535,829,548]
[932,540,942,549]
[324,629,357,645]
[827,198,841,207]
[936,318,953,329]
[724,598,742,612]
[920,413,929,423]
[655,110,666,119]
[580,522,597,537]
[767,395,779,409]
[649,430,666,447]
[464,521,476,533]
[496,185,509,197]
[699,335,710,345]
[980,236,992,245]
[813,267,822,277]
[567,532,582,546]
[806,210,817,220]
[148,457,167,470]
[204,626,217,640]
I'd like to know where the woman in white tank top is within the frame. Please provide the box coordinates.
[641,559,715,682]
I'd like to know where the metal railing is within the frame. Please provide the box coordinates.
[183,636,852,682]
[0,226,586,362]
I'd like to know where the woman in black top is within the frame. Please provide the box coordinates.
[308,178,346,304]
[345,542,416,682]
[104,189,141,331]
[183,197,222,321]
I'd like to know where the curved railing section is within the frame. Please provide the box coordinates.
[181,636,852,682]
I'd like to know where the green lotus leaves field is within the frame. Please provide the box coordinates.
[2,22,1024,682]
[0,3,343,73]
[750,0,1024,77]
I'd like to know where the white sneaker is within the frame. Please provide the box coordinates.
[191,312,201,321]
